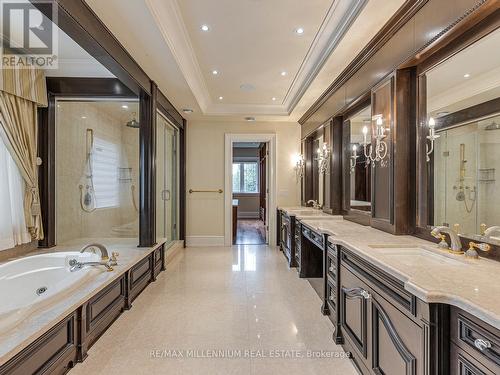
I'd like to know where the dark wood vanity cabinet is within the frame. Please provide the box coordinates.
[278,210,296,268]
[339,247,428,375]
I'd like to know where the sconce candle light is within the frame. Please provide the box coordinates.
[362,115,388,167]
[350,144,358,173]
[316,143,330,174]
[425,117,440,162]
[294,154,305,179]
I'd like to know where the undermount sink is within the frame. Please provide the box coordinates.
[369,245,469,266]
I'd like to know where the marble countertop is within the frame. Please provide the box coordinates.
[278,206,343,220]
[0,238,166,366]
[299,218,500,330]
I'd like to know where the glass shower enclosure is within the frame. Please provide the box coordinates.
[156,112,179,246]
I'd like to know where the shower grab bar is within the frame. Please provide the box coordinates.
[189,189,223,194]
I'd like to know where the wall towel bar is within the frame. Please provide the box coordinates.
[189,189,223,194]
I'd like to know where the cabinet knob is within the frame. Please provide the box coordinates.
[474,338,491,351]
[360,290,371,300]
[329,296,334,301]
[329,266,334,272]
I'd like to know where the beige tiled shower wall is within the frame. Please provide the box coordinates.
[55,101,139,244]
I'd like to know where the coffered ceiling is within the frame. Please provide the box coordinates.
[85,0,407,122]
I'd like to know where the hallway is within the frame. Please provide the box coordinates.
[236,220,266,245]
[70,245,355,375]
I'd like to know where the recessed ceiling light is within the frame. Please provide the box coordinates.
[81,116,87,119]
[218,96,223,100]
[121,105,128,109]
[244,116,256,122]
[201,24,210,32]
[295,27,304,35]
[182,108,194,114]
[280,71,287,76]
[272,97,277,101]
[463,73,470,78]
[212,70,219,75]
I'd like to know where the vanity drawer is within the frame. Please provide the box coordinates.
[451,307,500,373]
[451,342,495,375]
[327,242,337,257]
[340,246,417,316]
[326,253,336,279]
[326,276,336,311]
[302,226,323,249]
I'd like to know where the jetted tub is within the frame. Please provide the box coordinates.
[0,252,102,332]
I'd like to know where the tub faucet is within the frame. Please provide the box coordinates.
[307,200,322,210]
[431,226,462,252]
[484,226,500,239]
[70,251,119,272]
[71,243,119,272]
[80,243,110,260]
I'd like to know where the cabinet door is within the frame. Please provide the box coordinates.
[340,266,370,360]
[370,293,421,375]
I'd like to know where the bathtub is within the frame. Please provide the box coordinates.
[0,252,102,332]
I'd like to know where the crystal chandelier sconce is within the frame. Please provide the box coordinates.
[294,154,305,179]
[350,144,359,174]
[425,117,440,162]
[362,115,388,168]
[316,143,330,174]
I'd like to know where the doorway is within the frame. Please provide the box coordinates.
[232,142,267,245]
[224,134,277,247]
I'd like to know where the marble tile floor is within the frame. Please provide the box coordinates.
[70,245,357,375]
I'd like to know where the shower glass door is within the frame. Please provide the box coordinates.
[156,112,178,245]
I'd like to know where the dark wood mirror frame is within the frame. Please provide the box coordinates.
[414,10,500,249]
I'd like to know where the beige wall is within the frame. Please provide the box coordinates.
[187,121,301,238]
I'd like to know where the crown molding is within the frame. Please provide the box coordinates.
[146,0,365,117]
[283,0,367,113]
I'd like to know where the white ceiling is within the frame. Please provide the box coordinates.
[84,0,406,122]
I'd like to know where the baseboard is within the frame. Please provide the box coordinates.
[185,236,225,247]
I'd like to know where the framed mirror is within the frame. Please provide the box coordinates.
[421,27,500,245]
[348,106,372,212]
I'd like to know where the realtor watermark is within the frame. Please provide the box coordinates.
[149,348,351,360]
[1,0,58,69]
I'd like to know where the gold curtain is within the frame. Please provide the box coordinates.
[0,64,47,106]
[0,92,43,240]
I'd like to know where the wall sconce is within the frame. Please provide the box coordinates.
[294,154,305,179]
[350,144,358,174]
[362,115,389,168]
[316,143,330,174]
[425,117,440,162]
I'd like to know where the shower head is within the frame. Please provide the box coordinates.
[126,112,140,129]
[484,122,500,131]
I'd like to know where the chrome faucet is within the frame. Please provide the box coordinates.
[431,226,462,252]
[307,200,322,210]
[484,226,500,239]
[70,243,119,272]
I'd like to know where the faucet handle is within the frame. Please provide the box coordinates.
[465,242,491,259]
[480,223,487,236]
[453,223,461,234]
